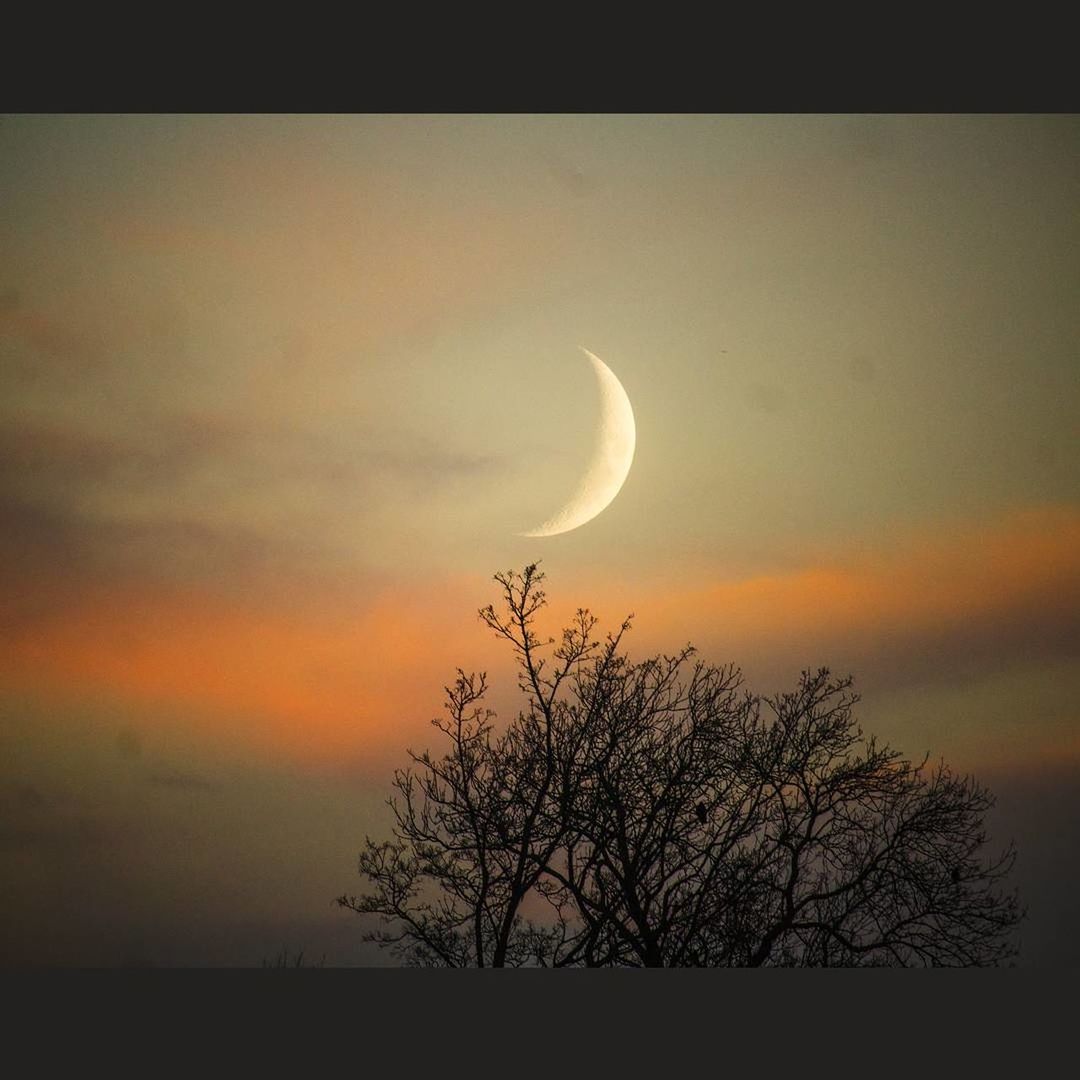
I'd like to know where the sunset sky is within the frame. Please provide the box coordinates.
[1,114,1077,965]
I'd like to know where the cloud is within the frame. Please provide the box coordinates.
[0,492,293,627]
[115,727,143,760]
[0,305,112,383]
[0,567,493,765]
[16,784,45,808]
[0,783,50,817]
[1,500,1076,771]
[0,410,504,620]
[562,503,1080,699]
[0,414,263,529]
[0,409,501,506]
[0,813,134,855]
[0,422,143,486]
[147,770,217,793]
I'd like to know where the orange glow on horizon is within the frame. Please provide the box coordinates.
[2,505,1078,767]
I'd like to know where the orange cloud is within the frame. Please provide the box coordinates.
[0,576,497,766]
[2,505,1077,770]
[557,504,1080,688]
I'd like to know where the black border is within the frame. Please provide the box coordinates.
[4,10,1079,112]
[4,968,1073,1063]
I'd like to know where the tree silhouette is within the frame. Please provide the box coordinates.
[338,566,1022,966]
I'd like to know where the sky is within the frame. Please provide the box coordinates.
[1,114,1077,966]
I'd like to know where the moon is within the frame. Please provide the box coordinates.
[520,347,636,537]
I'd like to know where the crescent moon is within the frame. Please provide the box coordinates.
[519,347,636,537]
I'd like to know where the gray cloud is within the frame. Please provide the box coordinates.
[0,408,506,625]
[854,588,1080,698]
[0,493,291,629]
[0,415,250,495]
[16,784,45,809]
[0,813,133,855]
[115,728,143,761]
[0,412,502,510]
[147,770,218,793]
[735,583,1080,707]
[0,783,50,817]
[360,440,502,497]
[0,305,113,385]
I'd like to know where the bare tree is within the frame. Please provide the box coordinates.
[338,566,1022,966]
[337,566,600,966]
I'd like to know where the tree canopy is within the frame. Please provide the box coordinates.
[338,566,1022,966]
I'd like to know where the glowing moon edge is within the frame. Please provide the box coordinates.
[519,347,636,538]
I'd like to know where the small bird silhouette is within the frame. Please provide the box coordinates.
[695,802,708,824]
